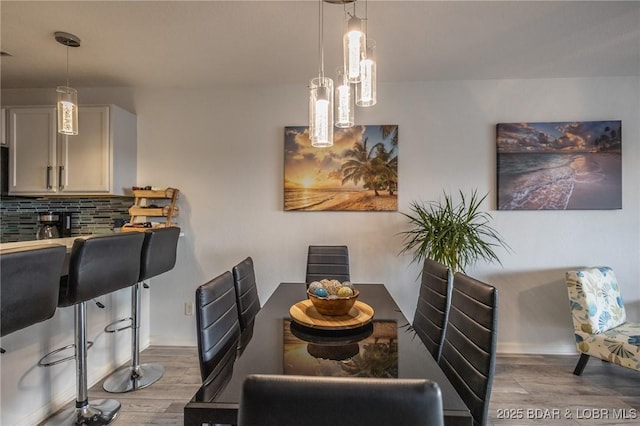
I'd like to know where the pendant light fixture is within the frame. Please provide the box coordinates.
[55,31,81,136]
[343,15,365,83]
[309,0,334,147]
[335,66,354,128]
[308,0,377,145]
[356,39,376,107]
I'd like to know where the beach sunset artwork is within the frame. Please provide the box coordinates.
[284,125,398,211]
[497,121,621,210]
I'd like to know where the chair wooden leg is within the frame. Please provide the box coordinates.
[573,353,590,375]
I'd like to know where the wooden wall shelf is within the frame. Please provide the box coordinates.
[122,187,179,232]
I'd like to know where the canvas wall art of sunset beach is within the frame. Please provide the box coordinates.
[284,125,398,211]
[497,121,621,210]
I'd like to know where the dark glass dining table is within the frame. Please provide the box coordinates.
[183,283,472,426]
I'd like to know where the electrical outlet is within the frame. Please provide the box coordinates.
[184,301,194,316]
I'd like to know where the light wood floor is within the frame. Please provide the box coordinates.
[47,347,640,425]
[490,354,640,425]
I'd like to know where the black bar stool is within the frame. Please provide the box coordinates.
[1,245,67,352]
[43,233,145,426]
[102,227,180,393]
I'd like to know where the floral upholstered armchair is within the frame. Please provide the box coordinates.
[566,266,640,375]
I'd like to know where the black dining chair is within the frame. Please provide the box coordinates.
[413,258,451,362]
[1,245,67,352]
[238,374,444,426]
[438,272,498,426]
[232,257,261,353]
[305,245,350,286]
[195,271,241,384]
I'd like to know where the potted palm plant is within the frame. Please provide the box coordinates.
[399,189,510,273]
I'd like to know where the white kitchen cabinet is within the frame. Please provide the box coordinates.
[7,107,57,194]
[8,105,136,195]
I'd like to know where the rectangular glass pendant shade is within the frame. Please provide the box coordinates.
[356,40,377,107]
[57,86,78,135]
[335,67,354,128]
[309,77,334,147]
[343,17,365,83]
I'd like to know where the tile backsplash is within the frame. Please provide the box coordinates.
[1,196,134,242]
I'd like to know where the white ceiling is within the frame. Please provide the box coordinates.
[1,1,639,90]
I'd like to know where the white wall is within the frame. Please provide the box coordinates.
[3,76,639,358]
[137,76,639,355]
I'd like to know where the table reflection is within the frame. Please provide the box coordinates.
[284,320,398,377]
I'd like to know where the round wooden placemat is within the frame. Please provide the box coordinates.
[289,299,374,330]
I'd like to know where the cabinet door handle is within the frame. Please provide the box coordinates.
[46,166,52,189]
[58,165,64,190]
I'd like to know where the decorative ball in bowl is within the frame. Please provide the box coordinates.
[307,279,358,316]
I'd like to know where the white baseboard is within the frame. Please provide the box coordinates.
[498,342,578,355]
[150,334,196,346]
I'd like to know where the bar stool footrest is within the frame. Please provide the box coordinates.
[104,317,133,334]
[38,341,94,367]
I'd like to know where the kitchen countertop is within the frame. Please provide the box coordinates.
[1,231,183,254]
[0,236,93,254]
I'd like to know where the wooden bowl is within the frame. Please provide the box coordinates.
[307,289,359,316]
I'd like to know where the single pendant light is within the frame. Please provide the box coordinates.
[55,31,81,136]
[343,15,365,83]
[335,66,354,128]
[356,39,376,107]
[309,0,334,147]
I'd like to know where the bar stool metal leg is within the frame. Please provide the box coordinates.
[102,282,164,393]
[44,302,121,425]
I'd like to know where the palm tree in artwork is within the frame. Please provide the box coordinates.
[341,137,383,196]
[373,143,398,196]
[379,125,399,195]
[380,125,398,148]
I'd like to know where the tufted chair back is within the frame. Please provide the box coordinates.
[232,257,261,331]
[196,271,241,382]
[438,272,497,426]
[305,245,350,286]
[232,257,261,353]
[413,258,451,362]
[238,374,444,426]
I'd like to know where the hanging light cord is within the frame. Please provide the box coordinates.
[318,0,325,79]
[364,0,368,36]
[65,44,70,87]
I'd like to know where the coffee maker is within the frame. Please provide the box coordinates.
[36,211,73,240]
